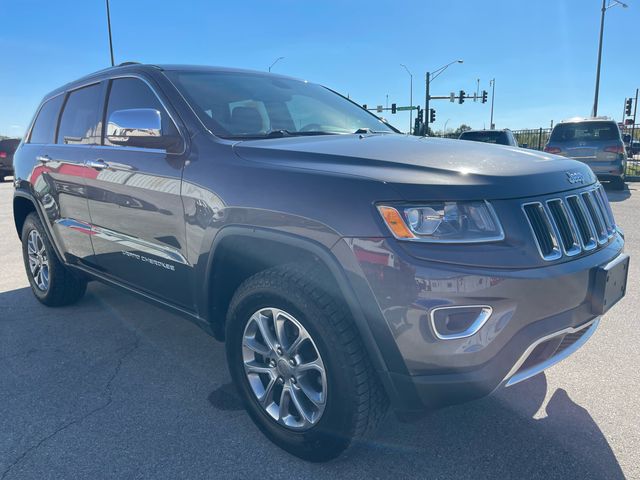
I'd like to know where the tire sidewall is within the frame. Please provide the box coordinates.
[226,283,358,461]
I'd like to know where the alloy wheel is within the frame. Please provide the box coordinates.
[242,307,327,430]
[27,229,49,291]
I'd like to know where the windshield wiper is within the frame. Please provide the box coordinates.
[265,129,337,137]
[353,128,393,134]
[265,129,293,137]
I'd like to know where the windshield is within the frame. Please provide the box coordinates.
[459,131,510,145]
[549,121,620,143]
[165,70,395,139]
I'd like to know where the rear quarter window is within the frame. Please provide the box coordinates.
[29,95,64,144]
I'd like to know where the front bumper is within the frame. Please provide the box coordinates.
[335,235,625,412]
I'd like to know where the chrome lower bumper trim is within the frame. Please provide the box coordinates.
[503,317,600,387]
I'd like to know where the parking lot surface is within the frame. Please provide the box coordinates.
[0,180,638,479]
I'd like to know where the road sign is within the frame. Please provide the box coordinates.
[376,105,383,113]
[396,106,414,111]
[450,92,455,102]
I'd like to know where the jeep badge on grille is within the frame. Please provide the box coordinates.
[566,171,586,184]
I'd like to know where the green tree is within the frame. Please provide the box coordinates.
[453,124,472,135]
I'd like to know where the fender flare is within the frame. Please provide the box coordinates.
[13,189,66,264]
[201,226,409,403]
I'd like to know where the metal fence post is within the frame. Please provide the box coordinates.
[538,128,543,150]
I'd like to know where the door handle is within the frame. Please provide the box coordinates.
[36,155,51,164]
[85,159,109,170]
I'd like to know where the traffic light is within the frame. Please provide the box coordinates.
[429,108,436,123]
[459,90,465,104]
[625,98,633,116]
[391,103,397,114]
[417,107,424,123]
[481,90,488,104]
[363,104,368,110]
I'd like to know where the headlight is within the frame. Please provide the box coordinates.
[377,201,504,243]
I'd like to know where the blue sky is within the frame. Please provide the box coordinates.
[0,0,638,136]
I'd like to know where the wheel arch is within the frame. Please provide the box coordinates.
[200,227,398,385]
[13,191,65,264]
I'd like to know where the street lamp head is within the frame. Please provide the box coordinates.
[457,59,464,63]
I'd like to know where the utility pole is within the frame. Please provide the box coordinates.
[592,0,628,117]
[489,78,496,129]
[105,0,114,66]
[631,88,639,158]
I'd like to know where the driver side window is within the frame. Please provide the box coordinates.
[103,77,179,148]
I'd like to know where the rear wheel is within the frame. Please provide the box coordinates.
[21,213,87,306]
[611,176,625,190]
[226,264,388,461]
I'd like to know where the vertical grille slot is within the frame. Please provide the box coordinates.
[566,195,597,250]
[546,199,580,255]
[581,191,607,243]
[523,203,561,260]
[593,186,616,235]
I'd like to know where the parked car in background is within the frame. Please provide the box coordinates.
[0,138,20,181]
[545,118,626,190]
[12,64,629,461]
[458,129,519,147]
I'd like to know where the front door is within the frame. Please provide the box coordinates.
[84,76,191,308]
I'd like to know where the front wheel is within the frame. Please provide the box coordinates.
[225,264,388,461]
[21,213,87,306]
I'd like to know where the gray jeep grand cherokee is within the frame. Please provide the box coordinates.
[12,64,629,461]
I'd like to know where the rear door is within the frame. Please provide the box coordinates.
[84,76,191,308]
[25,84,103,264]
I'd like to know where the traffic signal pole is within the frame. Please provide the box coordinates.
[425,72,431,135]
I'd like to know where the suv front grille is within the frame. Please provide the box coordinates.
[523,185,617,261]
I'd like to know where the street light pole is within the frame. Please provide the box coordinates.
[268,56,285,72]
[592,0,628,117]
[489,78,496,129]
[105,0,114,67]
[400,64,413,132]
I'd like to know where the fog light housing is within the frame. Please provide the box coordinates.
[430,305,493,340]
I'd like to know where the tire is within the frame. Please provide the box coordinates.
[225,263,388,461]
[21,212,87,306]
[611,176,625,190]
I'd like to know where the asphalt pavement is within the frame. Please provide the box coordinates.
[0,180,638,479]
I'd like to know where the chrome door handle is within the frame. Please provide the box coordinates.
[36,155,51,164]
[85,159,108,170]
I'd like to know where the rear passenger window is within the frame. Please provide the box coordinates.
[103,78,179,147]
[57,83,102,145]
[29,95,64,144]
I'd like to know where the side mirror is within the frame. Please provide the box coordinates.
[107,108,179,150]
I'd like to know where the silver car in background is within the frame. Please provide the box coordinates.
[544,118,626,190]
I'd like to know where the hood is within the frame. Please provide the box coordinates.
[232,134,597,201]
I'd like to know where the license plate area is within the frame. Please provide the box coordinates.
[591,254,629,315]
